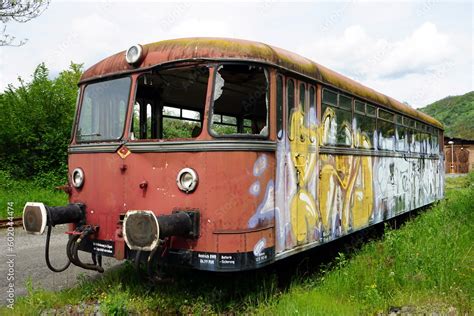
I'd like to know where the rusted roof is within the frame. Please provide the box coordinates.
[80,37,443,129]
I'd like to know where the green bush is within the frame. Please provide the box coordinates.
[0,63,82,180]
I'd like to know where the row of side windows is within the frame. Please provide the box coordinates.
[275,76,440,155]
[322,89,440,154]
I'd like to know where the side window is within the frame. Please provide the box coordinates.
[396,115,407,152]
[308,86,316,143]
[377,109,395,150]
[299,83,306,109]
[287,79,295,122]
[211,64,268,136]
[406,118,416,153]
[287,79,295,139]
[431,128,439,154]
[276,75,283,139]
[321,89,352,146]
[353,101,376,149]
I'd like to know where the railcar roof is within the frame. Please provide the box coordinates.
[80,37,442,129]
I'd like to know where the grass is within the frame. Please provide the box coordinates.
[0,171,68,218]
[1,173,473,315]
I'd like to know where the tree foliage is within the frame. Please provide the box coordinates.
[419,91,474,140]
[0,0,50,46]
[0,62,82,180]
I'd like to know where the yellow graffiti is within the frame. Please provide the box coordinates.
[289,105,319,244]
[318,107,373,236]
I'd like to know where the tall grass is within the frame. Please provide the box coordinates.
[0,171,67,218]
[257,174,473,314]
[2,173,473,315]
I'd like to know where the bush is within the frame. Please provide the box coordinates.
[0,63,82,180]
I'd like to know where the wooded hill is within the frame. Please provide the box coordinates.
[419,91,474,140]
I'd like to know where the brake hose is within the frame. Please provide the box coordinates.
[45,207,71,272]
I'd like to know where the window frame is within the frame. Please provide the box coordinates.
[76,76,132,143]
[208,63,270,139]
[321,88,353,147]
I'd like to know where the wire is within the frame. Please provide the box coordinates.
[44,207,71,272]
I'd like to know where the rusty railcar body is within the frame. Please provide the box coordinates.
[23,38,444,273]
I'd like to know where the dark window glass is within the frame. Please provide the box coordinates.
[276,75,283,139]
[287,79,295,117]
[299,83,306,108]
[407,128,415,152]
[396,125,408,152]
[77,77,130,142]
[322,89,337,105]
[413,131,422,153]
[378,120,395,150]
[396,115,403,125]
[287,79,295,138]
[379,109,394,122]
[211,64,268,136]
[367,104,376,116]
[355,100,365,113]
[308,86,316,126]
[354,112,376,149]
[431,133,439,154]
[339,95,352,110]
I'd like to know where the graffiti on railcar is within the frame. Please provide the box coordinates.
[269,103,444,254]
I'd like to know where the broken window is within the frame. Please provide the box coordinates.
[132,66,209,140]
[210,64,268,137]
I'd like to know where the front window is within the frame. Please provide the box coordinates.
[76,77,131,142]
[210,64,268,137]
[131,66,209,140]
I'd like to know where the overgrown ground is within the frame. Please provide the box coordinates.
[0,171,67,219]
[2,174,473,315]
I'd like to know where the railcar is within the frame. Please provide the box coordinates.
[23,38,444,273]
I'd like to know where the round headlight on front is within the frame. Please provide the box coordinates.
[125,44,143,65]
[71,168,84,188]
[176,168,198,193]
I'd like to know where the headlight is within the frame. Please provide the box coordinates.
[125,44,143,65]
[176,168,198,193]
[71,168,84,188]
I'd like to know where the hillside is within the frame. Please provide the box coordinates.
[419,91,474,140]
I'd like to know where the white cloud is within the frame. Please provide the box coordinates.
[299,22,454,81]
[167,18,234,38]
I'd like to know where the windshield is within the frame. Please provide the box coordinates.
[76,77,131,142]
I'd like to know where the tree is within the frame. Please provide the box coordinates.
[1,0,50,46]
[0,62,83,179]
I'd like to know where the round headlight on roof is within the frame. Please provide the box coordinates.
[176,168,198,193]
[71,168,84,188]
[125,44,144,65]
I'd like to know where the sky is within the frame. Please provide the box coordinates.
[0,0,472,108]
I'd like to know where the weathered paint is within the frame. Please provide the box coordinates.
[80,38,442,129]
[271,100,444,255]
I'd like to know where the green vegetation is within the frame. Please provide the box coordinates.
[0,63,82,180]
[3,174,472,315]
[0,171,67,218]
[419,91,474,140]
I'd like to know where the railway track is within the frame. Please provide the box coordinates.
[0,217,23,229]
